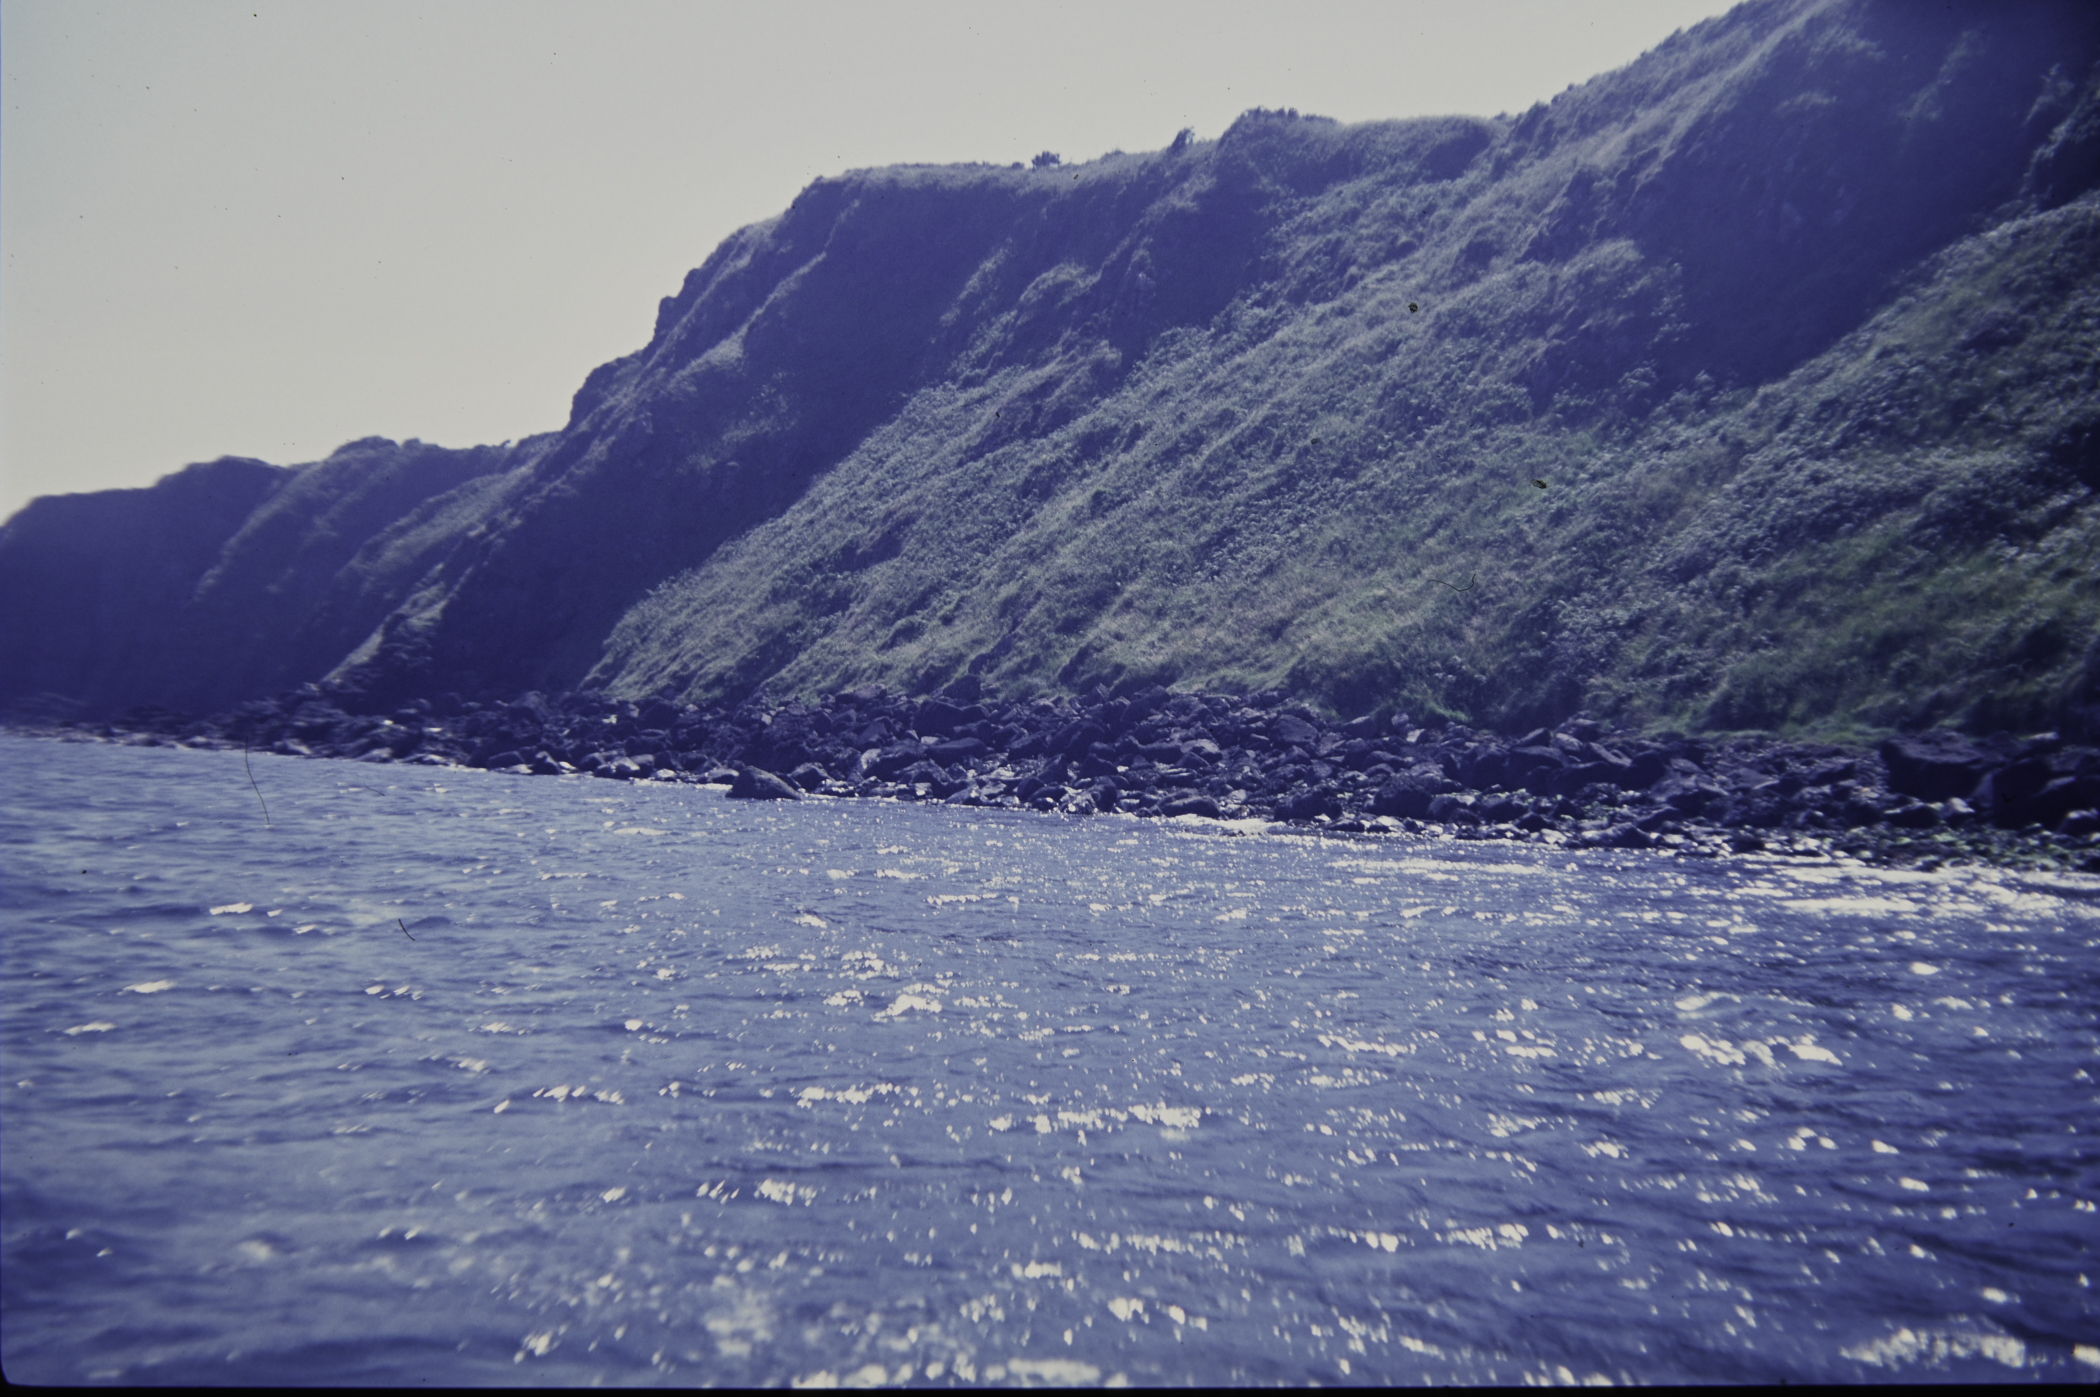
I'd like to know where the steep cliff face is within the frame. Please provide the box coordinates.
[0,457,287,717]
[0,439,525,716]
[4,0,2096,736]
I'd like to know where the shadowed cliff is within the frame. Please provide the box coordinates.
[4,0,2096,740]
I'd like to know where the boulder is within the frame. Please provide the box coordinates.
[1426,793,1481,824]
[1653,773,1726,816]
[1479,796,1528,823]
[1879,732,1993,802]
[1074,751,1120,780]
[1278,787,1341,821]
[1548,757,1635,796]
[1982,772,2100,829]
[1460,748,1508,789]
[727,765,802,800]
[1270,713,1319,748]
[927,736,988,763]
[1159,793,1222,819]
[1623,751,1673,789]
[912,698,975,736]
[787,762,832,791]
[1971,755,2054,822]
[1050,719,1107,755]
[866,740,927,778]
[1371,769,1443,818]
[1503,746,1569,795]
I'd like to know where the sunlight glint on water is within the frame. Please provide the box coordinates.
[2,735,2095,1385]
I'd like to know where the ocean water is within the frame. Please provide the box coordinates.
[2,733,2095,1387]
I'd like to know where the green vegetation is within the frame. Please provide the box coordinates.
[594,175,2099,743]
[5,0,2095,745]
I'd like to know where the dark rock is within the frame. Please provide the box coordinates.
[1086,778,1121,812]
[1503,746,1569,794]
[1074,751,1120,780]
[1985,772,2100,829]
[1426,793,1480,824]
[1715,794,1785,828]
[865,740,928,778]
[1885,800,1941,829]
[911,698,976,736]
[1050,719,1106,755]
[787,761,831,791]
[1971,756,2052,822]
[927,736,988,763]
[893,758,947,788]
[1479,796,1528,823]
[1160,793,1221,819]
[1836,793,1886,827]
[1880,732,1994,802]
[1548,757,1636,796]
[1806,758,1859,786]
[1460,747,1508,789]
[1371,770,1442,819]
[1278,787,1341,821]
[1270,713,1319,747]
[1624,751,1672,789]
[1654,773,1726,815]
[728,765,802,800]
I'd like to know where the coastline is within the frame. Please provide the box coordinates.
[11,681,2098,877]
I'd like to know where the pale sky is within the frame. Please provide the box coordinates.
[0,0,1739,521]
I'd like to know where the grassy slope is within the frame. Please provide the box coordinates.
[589,3,2099,740]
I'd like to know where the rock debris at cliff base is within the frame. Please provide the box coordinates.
[25,678,2100,875]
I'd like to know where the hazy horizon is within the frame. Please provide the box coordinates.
[1,0,1738,521]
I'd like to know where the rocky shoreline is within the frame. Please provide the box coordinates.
[17,680,2100,875]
